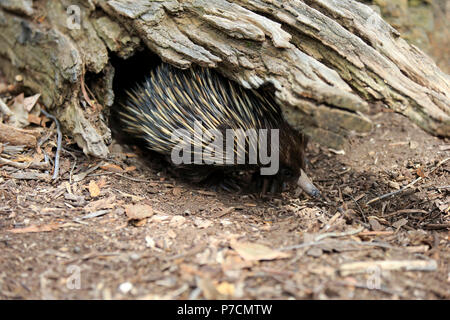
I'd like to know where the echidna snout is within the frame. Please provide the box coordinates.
[298,169,321,198]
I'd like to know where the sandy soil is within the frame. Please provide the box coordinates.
[0,103,449,299]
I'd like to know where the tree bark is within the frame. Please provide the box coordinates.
[0,0,448,158]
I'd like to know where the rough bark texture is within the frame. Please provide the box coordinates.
[0,0,448,158]
[361,0,449,74]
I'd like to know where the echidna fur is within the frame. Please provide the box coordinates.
[119,63,319,196]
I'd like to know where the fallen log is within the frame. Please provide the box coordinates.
[0,0,448,157]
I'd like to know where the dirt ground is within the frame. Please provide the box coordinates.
[0,94,449,299]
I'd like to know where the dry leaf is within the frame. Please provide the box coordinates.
[416,167,425,178]
[100,163,124,173]
[85,195,116,212]
[216,282,235,296]
[123,153,137,158]
[28,113,44,126]
[23,93,41,112]
[132,219,147,227]
[125,204,154,221]
[116,190,144,202]
[221,254,252,271]
[392,218,408,229]
[172,187,181,196]
[96,178,107,188]
[14,155,34,162]
[167,229,177,238]
[197,277,222,300]
[88,180,101,198]
[231,240,291,261]
[8,93,27,127]
[124,166,136,172]
[368,217,384,231]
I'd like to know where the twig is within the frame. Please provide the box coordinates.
[0,122,37,147]
[279,238,397,252]
[351,195,367,223]
[80,66,96,109]
[279,227,365,251]
[37,121,55,148]
[6,171,51,181]
[314,226,365,242]
[40,109,62,180]
[358,230,394,236]
[213,207,235,218]
[76,209,110,220]
[63,252,121,265]
[339,259,437,276]
[367,157,450,205]
[383,209,428,218]
[62,148,78,184]
[0,156,50,170]
[421,223,450,230]
[107,172,153,183]
[165,244,207,261]
[323,212,341,231]
[73,162,105,182]
[0,144,25,155]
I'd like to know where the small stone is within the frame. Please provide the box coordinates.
[342,186,353,195]
[220,219,232,226]
[306,247,323,257]
[145,236,155,248]
[409,141,418,150]
[368,217,384,231]
[130,253,140,261]
[194,218,212,229]
[118,282,133,294]
[388,181,400,190]
[169,215,186,227]
[167,229,177,238]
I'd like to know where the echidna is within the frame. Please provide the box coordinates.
[119,63,319,197]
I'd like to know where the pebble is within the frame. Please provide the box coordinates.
[118,282,133,294]
[130,253,140,261]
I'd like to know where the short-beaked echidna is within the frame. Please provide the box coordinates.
[119,63,319,197]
